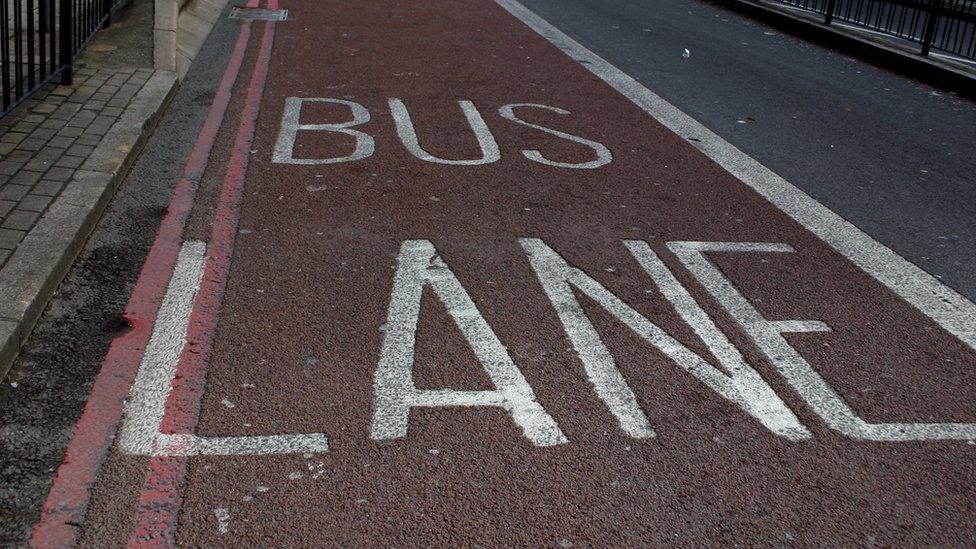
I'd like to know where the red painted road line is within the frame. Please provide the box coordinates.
[126,10,279,547]
[28,16,257,549]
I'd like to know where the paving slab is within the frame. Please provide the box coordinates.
[0,65,177,379]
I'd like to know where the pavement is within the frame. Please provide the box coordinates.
[0,0,176,381]
[2,0,976,546]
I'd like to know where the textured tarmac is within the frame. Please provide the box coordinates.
[10,0,976,546]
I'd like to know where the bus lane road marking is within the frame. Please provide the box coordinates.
[114,0,976,461]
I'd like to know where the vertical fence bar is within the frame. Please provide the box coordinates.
[72,0,77,51]
[1,0,10,109]
[27,0,35,89]
[14,0,23,96]
[38,0,46,80]
[58,0,70,84]
[47,0,54,73]
[920,0,943,55]
[824,0,837,24]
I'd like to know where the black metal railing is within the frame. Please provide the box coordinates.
[1,0,126,116]
[773,0,976,59]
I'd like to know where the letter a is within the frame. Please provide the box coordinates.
[371,240,567,447]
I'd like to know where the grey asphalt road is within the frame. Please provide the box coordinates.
[518,0,976,301]
[1,0,974,545]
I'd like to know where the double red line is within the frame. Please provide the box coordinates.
[30,0,278,545]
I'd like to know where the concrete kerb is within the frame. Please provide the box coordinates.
[0,71,179,380]
[0,320,17,375]
[707,0,976,101]
[156,0,231,76]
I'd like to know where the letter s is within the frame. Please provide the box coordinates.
[499,103,612,169]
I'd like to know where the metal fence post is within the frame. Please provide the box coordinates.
[824,0,837,25]
[920,0,943,56]
[1,0,9,109]
[103,0,113,27]
[58,0,72,84]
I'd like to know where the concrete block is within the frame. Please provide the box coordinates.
[154,29,178,72]
[0,320,20,381]
[155,0,179,31]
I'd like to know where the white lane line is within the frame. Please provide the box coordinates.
[119,241,330,457]
[154,433,330,456]
[494,0,976,354]
[119,241,207,455]
[214,507,230,535]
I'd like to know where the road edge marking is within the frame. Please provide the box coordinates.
[118,241,206,455]
[493,0,976,352]
[28,15,257,549]
[127,4,280,545]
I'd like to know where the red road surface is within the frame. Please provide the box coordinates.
[33,0,976,546]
